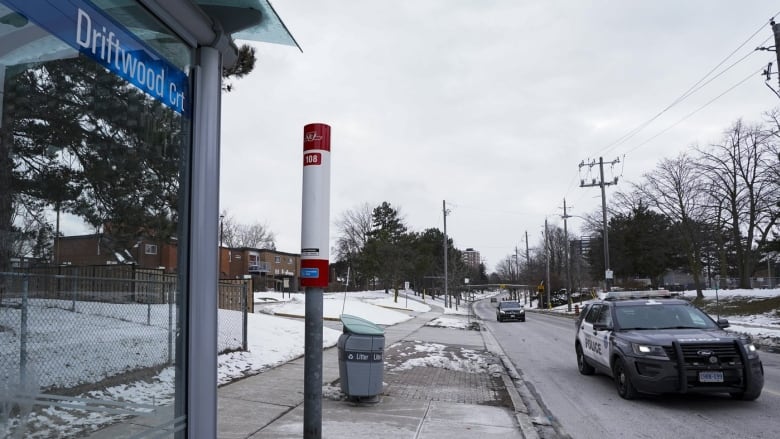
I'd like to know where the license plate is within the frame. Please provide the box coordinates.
[699,371,724,383]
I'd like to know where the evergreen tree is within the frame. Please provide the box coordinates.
[360,202,410,291]
[607,202,679,287]
[1,56,183,270]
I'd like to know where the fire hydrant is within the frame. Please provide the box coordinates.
[574,304,580,316]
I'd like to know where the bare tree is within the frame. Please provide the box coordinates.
[762,109,780,244]
[494,255,520,282]
[574,210,604,238]
[219,209,275,249]
[333,202,373,262]
[544,225,568,290]
[612,188,648,214]
[696,119,778,288]
[236,222,276,249]
[636,152,708,297]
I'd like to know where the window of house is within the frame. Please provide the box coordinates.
[287,257,293,264]
[145,244,158,255]
[274,256,281,263]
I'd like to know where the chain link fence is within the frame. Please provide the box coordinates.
[0,270,177,393]
[0,267,248,395]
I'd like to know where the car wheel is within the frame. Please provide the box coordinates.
[730,389,762,401]
[613,357,638,399]
[520,317,526,322]
[576,343,595,375]
[730,380,763,401]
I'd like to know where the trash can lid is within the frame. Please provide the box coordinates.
[340,314,384,335]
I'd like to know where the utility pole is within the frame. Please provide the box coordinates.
[562,199,572,312]
[525,231,530,305]
[514,246,520,300]
[443,200,449,308]
[544,218,550,309]
[525,230,530,272]
[757,19,780,98]
[772,19,780,90]
[579,156,620,292]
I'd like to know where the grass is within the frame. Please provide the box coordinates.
[689,295,780,320]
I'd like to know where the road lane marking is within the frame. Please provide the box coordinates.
[763,388,780,397]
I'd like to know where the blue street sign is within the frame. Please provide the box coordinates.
[301,268,319,278]
[2,0,189,115]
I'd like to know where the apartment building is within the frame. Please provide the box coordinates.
[463,247,481,270]
[220,247,301,291]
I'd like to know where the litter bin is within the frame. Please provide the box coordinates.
[338,314,384,398]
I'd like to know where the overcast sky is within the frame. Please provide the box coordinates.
[220,1,780,273]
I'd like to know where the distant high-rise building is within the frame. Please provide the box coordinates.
[463,248,481,270]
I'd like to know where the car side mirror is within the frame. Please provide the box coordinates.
[717,318,729,329]
[593,323,611,331]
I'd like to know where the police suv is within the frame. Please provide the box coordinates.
[574,290,764,400]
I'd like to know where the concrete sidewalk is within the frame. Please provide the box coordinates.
[217,304,540,438]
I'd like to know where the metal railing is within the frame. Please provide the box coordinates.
[248,262,269,273]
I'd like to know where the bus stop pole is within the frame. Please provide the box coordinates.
[300,123,331,439]
[304,287,323,438]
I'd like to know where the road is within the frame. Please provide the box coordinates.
[475,299,780,439]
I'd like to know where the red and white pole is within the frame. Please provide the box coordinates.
[301,123,330,439]
[300,123,331,288]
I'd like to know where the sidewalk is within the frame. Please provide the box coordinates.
[217,303,539,438]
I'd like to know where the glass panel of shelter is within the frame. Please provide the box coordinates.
[0,1,192,436]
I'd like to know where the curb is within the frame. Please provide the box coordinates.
[477,320,540,439]
[376,304,415,312]
[270,312,342,322]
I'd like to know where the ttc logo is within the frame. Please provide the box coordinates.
[304,131,323,142]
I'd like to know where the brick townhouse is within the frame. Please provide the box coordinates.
[220,247,300,291]
[57,234,301,291]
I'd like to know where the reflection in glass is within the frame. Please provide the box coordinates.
[0,5,190,436]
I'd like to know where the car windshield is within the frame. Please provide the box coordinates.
[615,303,718,330]
[501,301,522,309]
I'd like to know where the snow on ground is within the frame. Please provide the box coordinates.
[218,311,342,385]
[0,303,243,391]
[0,290,460,437]
[425,317,472,329]
[258,293,412,325]
[4,287,777,437]
[387,342,501,374]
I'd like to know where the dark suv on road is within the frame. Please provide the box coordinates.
[496,300,525,322]
[574,290,764,400]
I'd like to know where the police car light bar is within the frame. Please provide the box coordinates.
[603,290,676,301]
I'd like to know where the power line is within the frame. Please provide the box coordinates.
[603,39,771,158]
[565,14,778,214]
[625,65,764,154]
[446,203,538,217]
[555,14,779,248]
[596,13,779,157]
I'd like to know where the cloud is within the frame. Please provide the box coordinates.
[222,1,780,270]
